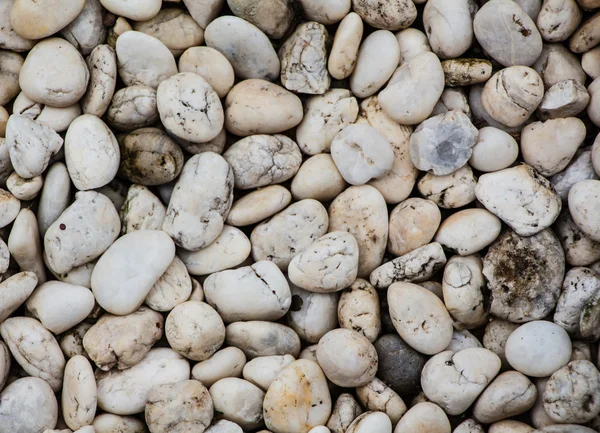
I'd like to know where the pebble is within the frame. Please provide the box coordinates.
[287,285,338,343]
[178,47,234,99]
[424,0,474,59]
[226,321,301,359]
[19,38,89,108]
[338,278,381,342]
[205,16,280,81]
[555,211,600,266]
[387,282,454,355]
[300,0,350,24]
[346,411,391,433]
[0,50,22,106]
[409,110,478,175]
[328,13,363,80]
[100,0,161,21]
[6,172,41,200]
[468,126,519,172]
[374,334,426,397]
[60,0,106,56]
[505,321,572,376]
[394,402,450,433]
[537,79,590,120]
[569,179,600,242]
[418,165,477,209]
[209,378,264,430]
[62,355,97,431]
[0,377,58,433]
[396,28,431,64]
[474,0,543,66]
[192,347,247,388]
[227,186,291,227]
[228,0,294,39]
[435,208,502,256]
[569,12,600,53]
[106,85,158,132]
[327,394,363,433]
[12,91,81,132]
[537,0,582,42]
[476,164,562,236]
[224,79,303,136]
[379,52,445,125]
[442,59,492,87]
[352,0,417,31]
[421,348,501,415]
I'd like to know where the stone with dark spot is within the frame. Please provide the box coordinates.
[483,229,565,323]
[374,334,427,397]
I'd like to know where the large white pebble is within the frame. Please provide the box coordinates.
[469,126,519,172]
[100,0,161,21]
[0,271,38,324]
[178,47,234,99]
[423,0,473,59]
[243,355,295,391]
[328,12,363,80]
[10,0,84,40]
[351,0,417,31]
[205,16,280,81]
[346,412,391,433]
[116,31,177,89]
[62,355,96,431]
[263,360,332,433]
[93,414,147,433]
[0,377,58,433]
[226,186,292,227]
[204,260,291,322]
[387,282,454,355]
[96,348,190,416]
[37,162,71,237]
[192,347,247,388]
[44,191,120,274]
[331,124,394,185]
[81,45,117,117]
[210,378,264,430]
[291,154,347,202]
[157,72,223,143]
[394,402,450,433]
[379,52,444,125]
[287,285,339,343]
[163,152,233,251]
[505,321,572,377]
[91,230,176,315]
[435,209,502,256]
[569,179,600,242]
[26,281,94,334]
[226,321,301,359]
[299,0,350,24]
[19,38,89,107]
[421,348,501,415]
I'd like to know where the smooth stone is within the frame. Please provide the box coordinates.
[445,329,483,352]
[243,354,295,391]
[60,0,106,56]
[454,419,485,433]
[474,0,543,66]
[350,30,400,98]
[224,135,301,190]
[554,267,600,339]
[521,117,586,176]
[351,0,416,30]
[435,208,502,256]
[328,12,363,80]
[331,124,394,185]
[555,210,600,266]
[442,59,493,87]
[328,185,387,277]
[192,347,247,388]
[379,52,444,125]
[10,0,84,40]
[279,22,330,95]
[100,0,161,20]
[0,317,65,391]
[65,114,119,190]
[424,0,473,59]
[569,180,600,242]
[12,91,81,132]
[590,77,600,127]
[204,260,291,322]
[396,28,431,64]
[410,111,478,176]
[338,278,381,342]
[226,186,291,227]
[120,185,165,234]
[6,114,63,178]
[81,45,116,117]
[418,163,473,208]
[133,9,204,57]
[346,412,391,433]
[327,394,363,433]
[484,229,565,322]
[83,307,163,371]
[6,172,41,200]
[483,319,520,370]
[225,79,303,136]
[96,348,190,415]
[209,378,264,430]
[537,79,590,120]
[19,38,88,107]
[299,0,350,24]
[421,348,501,415]
[288,231,358,293]
[62,356,96,431]
[91,230,176,315]
[263,360,332,433]
[93,414,147,433]
[0,50,22,106]
[116,31,177,90]
[106,85,158,132]
[225,321,301,359]
[182,0,225,29]
[370,242,447,289]
[537,0,582,42]
[473,371,536,423]
[8,208,46,283]
[287,284,339,343]
[178,47,234,99]
[228,0,294,39]
[481,66,544,128]
[0,271,37,323]
[296,89,358,155]
[145,380,213,433]
[0,239,8,276]
[476,164,561,236]
[394,403,450,433]
[582,46,600,79]
[179,225,250,276]
[374,334,426,397]
[0,377,58,433]
[387,282,454,355]
[387,198,441,257]
[162,152,233,251]
[569,12,600,53]
[533,43,586,88]
[205,16,280,81]
[469,126,519,172]
[291,154,347,202]
[0,0,34,52]
[144,256,192,312]
[205,421,244,433]
[25,281,94,334]
[431,88,471,118]
[251,199,328,271]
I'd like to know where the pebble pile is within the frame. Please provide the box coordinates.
[0,0,600,433]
